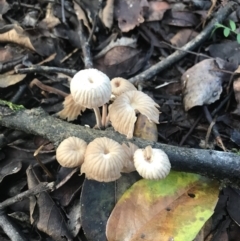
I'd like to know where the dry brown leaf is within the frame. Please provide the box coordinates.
[170,29,198,47]
[133,114,158,142]
[181,58,235,111]
[145,1,170,22]
[94,37,137,60]
[114,0,149,32]
[0,25,35,52]
[164,11,199,27]
[0,72,26,88]
[39,3,60,29]
[73,1,91,33]
[100,0,115,28]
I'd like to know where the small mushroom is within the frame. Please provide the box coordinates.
[70,68,111,128]
[108,90,160,138]
[121,142,139,173]
[111,77,136,97]
[134,146,171,180]
[57,94,86,121]
[81,137,125,182]
[56,137,87,168]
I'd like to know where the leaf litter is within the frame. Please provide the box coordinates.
[0,1,240,241]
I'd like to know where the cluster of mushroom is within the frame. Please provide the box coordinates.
[58,69,160,139]
[56,136,171,182]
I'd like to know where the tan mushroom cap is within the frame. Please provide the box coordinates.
[108,90,160,139]
[121,142,139,173]
[134,146,171,180]
[70,68,111,108]
[111,77,136,96]
[56,137,87,168]
[81,137,125,182]
[57,94,86,121]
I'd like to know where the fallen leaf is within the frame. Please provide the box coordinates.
[181,58,236,111]
[145,1,170,22]
[133,114,158,141]
[27,166,73,241]
[164,11,199,27]
[0,73,26,87]
[80,172,141,241]
[0,161,22,183]
[0,24,35,52]
[208,41,240,65]
[100,0,114,28]
[170,29,198,47]
[114,0,149,32]
[106,171,219,241]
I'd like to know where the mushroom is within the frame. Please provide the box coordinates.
[121,142,139,173]
[111,77,136,98]
[133,146,171,180]
[108,90,160,138]
[70,68,111,128]
[81,137,125,182]
[56,136,87,168]
[57,94,86,121]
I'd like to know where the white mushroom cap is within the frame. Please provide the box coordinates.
[56,137,87,168]
[108,90,160,139]
[121,142,139,173]
[134,146,171,180]
[57,94,86,121]
[81,137,125,182]
[111,77,136,96]
[70,68,111,108]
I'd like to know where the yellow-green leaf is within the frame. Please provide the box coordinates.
[106,171,219,241]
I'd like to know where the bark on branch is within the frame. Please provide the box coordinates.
[0,106,240,186]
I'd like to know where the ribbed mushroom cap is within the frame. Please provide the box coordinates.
[121,142,139,173]
[111,77,136,96]
[56,137,87,168]
[70,68,111,108]
[81,137,125,182]
[134,146,171,180]
[57,94,86,121]
[108,90,160,139]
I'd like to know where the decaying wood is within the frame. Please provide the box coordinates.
[0,106,240,186]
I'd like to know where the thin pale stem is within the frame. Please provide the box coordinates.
[93,107,102,129]
[101,104,107,127]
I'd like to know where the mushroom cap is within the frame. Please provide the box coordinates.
[111,77,136,96]
[57,94,86,121]
[121,142,139,173]
[81,137,125,182]
[56,137,87,168]
[134,146,171,180]
[70,68,111,108]
[108,90,160,139]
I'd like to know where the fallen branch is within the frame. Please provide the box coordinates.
[128,1,237,84]
[0,106,240,186]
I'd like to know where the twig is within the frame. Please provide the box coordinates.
[179,113,203,146]
[0,211,28,241]
[128,1,236,84]
[0,182,55,210]
[0,106,240,186]
[203,106,226,151]
[16,66,77,76]
[78,20,93,69]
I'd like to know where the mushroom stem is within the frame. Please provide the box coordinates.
[144,146,152,162]
[101,104,108,127]
[93,107,102,129]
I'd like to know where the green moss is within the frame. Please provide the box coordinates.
[0,99,25,111]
